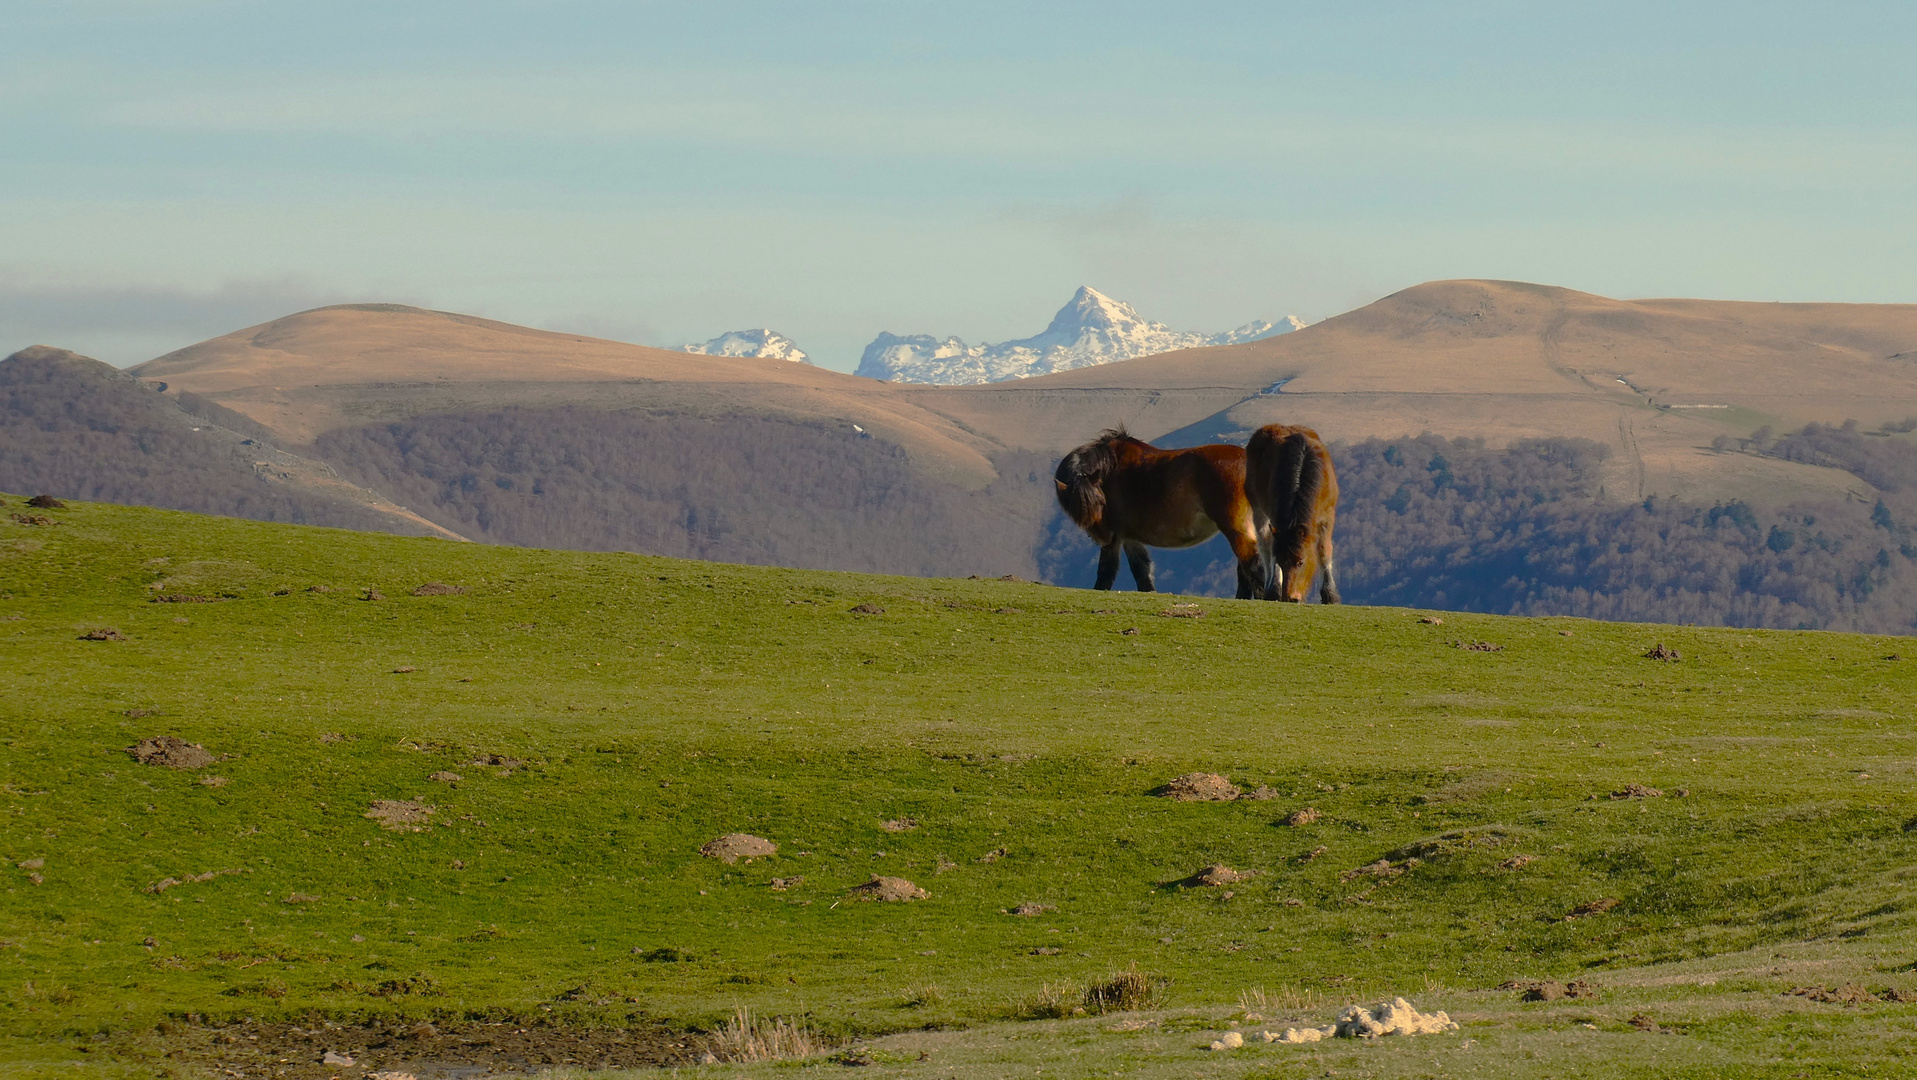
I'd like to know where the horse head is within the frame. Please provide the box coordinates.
[1055,430,1127,534]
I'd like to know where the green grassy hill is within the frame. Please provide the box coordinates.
[7,496,1917,1078]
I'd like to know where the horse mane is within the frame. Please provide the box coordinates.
[1265,431,1324,568]
[1055,427,1138,530]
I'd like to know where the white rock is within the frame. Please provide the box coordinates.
[856,286,1303,384]
[320,1050,355,1066]
[684,329,811,365]
[1209,1030,1245,1050]
[1336,997,1458,1038]
[1268,1025,1335,1043]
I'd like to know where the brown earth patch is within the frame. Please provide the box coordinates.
[849,602,884,615]
[365,799,435,832]
[994,607,1022,614]
[1503,979,1597,1002]
[470,753,526,771]
[133,1016,685,1078]
[145,868,245,894]
[411,582,467,596]
[197,776,228,787]
[1644,643,1681,661]
[129,736,216,769]
[1627,1013,1666,1032]
[1497,854,1538,870]
[80,627,126,641]
[10,513,55,526]
[122,708,161,719]
[1339,859,1412,883]
[1154,773,1240,801]
[769,876,805,891]
[1790,984,1891,1006]
[1007,901,1056,917]
[428,771,462,783]
[1418,615,1444,624]
[1565,897,1621,920]
[1284,807,1322,826]
[699,833,777,864]
[308,584,332,594]
[976,847,1008,863]
[1158,604,1204,618]
[361,588,385,601]
[319,732,346,743]
[1611,783,1663,799]
[849,875,927,901]
[151,594,222,603]
[880,818,918,832]
[1174,864,1254,888]
[1453,640,1503,652]
[25,495,65,508]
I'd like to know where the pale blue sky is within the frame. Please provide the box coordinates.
[4,2,1915,370]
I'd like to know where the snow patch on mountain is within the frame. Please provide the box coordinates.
[684,329,811,365]
[856,287,1302,385]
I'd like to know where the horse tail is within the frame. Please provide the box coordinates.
[1269,432,1322,569]
[1054,436,1117,531]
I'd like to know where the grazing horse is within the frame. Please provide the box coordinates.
[1054,428,1268,599]
[1245,423,1341,603]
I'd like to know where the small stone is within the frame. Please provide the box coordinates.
[321,1051,355,1067]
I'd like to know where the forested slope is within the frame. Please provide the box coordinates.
[1041,425,1917,634]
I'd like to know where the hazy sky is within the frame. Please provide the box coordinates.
[5,2,1915,371]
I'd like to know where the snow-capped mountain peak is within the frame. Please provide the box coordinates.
[855,287,1302,385]
[684,328,811,365]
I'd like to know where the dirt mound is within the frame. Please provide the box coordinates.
[410,582,466,596]
[25,495,65,509]
[1503,979,1596,1001]
[1453,640,1503,652]
[1497,854,1537,870]
[122,708,161,719]
[427,771,462,783]
[849,602,884,615]
[700,833,777,864]
[1340,859,1409,883]
[849,875,927,901]
[365,799,435,832]
[1644,642,1682,661]
[151,594,221,603]
[880,818,918,832]
[1154,773,1240,801]
[1610,783,1663,799]
[79,627,126,641]
[1565,897,1620,920]
[1790,984,1887,1006]
[1177,864,1253,888]
[1284,807,1322,826]
[1158,604,1204,618]
[128,736,216,769]
[1007,901,1056,917]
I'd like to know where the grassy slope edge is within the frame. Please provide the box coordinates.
[5,497,1917,1078]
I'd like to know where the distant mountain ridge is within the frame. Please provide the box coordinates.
[856,286,1301,385]
[684,328,811,365]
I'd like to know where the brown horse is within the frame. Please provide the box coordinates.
[1054,428,1268,599]
[1245,423,1340,603]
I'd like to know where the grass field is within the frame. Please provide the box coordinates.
[6,496,1917,1078]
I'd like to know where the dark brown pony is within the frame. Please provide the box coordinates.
[1054,428,1267,599]
[1245,423,1340,603]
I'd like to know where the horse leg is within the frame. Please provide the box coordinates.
[1318,529,1342,604]
[1124,541,1156,592]
[1094,541,1122,591]
[1227,527,1264,601]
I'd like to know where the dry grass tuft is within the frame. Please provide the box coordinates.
[702,1005,822,1062]
[1084,967,1167,1014]
[899,983,946,1008]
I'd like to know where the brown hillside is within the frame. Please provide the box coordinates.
[130,284,1917,509]
[998,280,1917,503]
